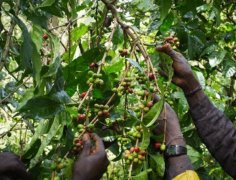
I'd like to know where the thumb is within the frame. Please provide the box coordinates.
[80,133,92,156]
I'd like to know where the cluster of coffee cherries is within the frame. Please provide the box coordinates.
[137,100,154,112]
[124,146,146,165]
[77,124,94,133]
[94,104,110,118]
[104,165,121,180]
[112,77,134,96]
[136,73,148,84]
[76,113,86,123]
[105,117,122,126]
[87,71,104,86]
[73,137,84,153]
[164,36,179,46]
[117,135,131,146]
[127,125,143,139]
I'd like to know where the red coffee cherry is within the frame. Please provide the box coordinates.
[43,33,49,40]
[77,114,86,122]
[154,142,161,149]
[148,73,155,80]
[80,92,87,98]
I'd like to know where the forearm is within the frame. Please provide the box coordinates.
[186,90,236,178]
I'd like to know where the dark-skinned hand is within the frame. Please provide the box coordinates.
[0,152,32,180]
[72,133,109,180]
[156,44,200,94]
[153,95,185,146]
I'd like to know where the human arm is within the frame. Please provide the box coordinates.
[154,100,194,179]
[0,152,33,180]
[157,44,236,178]
[72,133,109,180]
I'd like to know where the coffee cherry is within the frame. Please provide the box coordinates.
[77,114,86,122]
[128,88,133,94]
[154,142,161,149]
[119,49,129,57]
[143,107,149,112]
[138,154,145,160]
[134,147,140,153]
[160,144,166,151]
[133,158,139,163]
[43,33,48,40]
[140,150,146,156]
[87,124,94,129]
[57,163,64,169]
[130,147,135,153]
[80,92,87,98]
[147,101,153,108]
[128,154,133,160]
[77,124,84,129]
[148,73,155,80]
[103,110,110,117]
[89,62,98,69]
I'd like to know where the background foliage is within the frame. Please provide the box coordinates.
[0,0,235,179]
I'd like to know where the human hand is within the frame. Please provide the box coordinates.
[0,152,32,180]
[156,44,200,94]
[153,96,185,145]
[72,133,109,180]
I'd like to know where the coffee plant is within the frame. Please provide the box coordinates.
[0,0,235,179]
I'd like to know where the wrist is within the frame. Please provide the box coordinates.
[166,136,186,146]
[182,77,200,94]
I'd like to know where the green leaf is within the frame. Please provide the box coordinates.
[29,111,67,168]
[104,59,124,74]
[132,169,152,180]
[113,28,124,46]
[188,34,204,59]
[132,0,155,12]
[51,90,71,104]
[12,15,33,71]
[140,125,150,150]
[149,154,165,176]
[208,50,227,67]
[71,24,88,41]
[19,96,63,119]
[194,71,205,88]
[160,0,172,20]
[126,58,143,72]
[143,99,164,127]
[42,56,61,78]
[159,52,173,83]
[187,145,201,169]
[160,13,174,34]
[23,120,50,157]
[39,0,56,7]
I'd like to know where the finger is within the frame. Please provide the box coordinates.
[172,76,184,87]
[152,94,161,103]
[80,133,92,156]
[156,43,179,60]
[90,133,105,153]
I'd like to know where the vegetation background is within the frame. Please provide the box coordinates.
[0,0,235,179]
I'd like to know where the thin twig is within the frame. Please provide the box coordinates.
[0,0,21,71]
[101,0,161,93]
